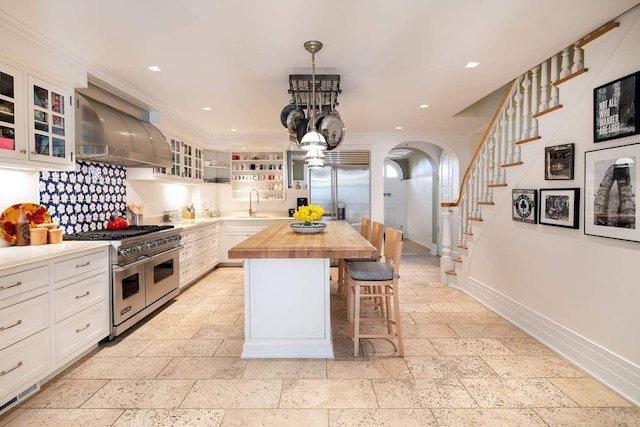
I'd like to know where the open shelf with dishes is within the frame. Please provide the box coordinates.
[231,151,286,200]
[203,149,231,184]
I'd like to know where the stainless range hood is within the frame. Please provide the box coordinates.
[75,93,172,168]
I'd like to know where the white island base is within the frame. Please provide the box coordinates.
[241,258,334,358]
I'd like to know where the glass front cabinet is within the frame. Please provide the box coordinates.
[28,75,74,167]
[152,137,202,181]
[0,61,26,161]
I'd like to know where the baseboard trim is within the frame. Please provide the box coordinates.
[460,275,640,405]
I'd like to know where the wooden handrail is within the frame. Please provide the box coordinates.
[440,79,516,208]
[575,21,619,48]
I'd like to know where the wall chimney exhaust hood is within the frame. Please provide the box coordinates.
[75,93,172,168]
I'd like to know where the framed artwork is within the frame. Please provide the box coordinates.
[584,142,638,242]
[512,189,538,224]
[539,188,580,229]
[594,71,639,143]
[545,143,575,180]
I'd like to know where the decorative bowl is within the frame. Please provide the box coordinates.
[290,222,327,234]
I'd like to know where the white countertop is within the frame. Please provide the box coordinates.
[0,241,111,272]
[146,214,292,230]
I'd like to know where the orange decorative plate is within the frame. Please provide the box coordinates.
[0,203,52,245]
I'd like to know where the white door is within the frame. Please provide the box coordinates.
[438,151,458,255]
[384,160,403,229]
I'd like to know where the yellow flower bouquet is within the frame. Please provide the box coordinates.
[293,204,325,226]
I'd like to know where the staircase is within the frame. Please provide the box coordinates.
[440,21,620,286]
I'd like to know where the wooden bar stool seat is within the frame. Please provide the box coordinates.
[347,227,404,357]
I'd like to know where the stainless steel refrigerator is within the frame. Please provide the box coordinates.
[309,150,370,228]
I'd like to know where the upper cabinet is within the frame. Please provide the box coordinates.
[130,136,204,182]
[231,151,286,201]
[0,59,75,170]
[28,75,75,167]
[0,62,25,162]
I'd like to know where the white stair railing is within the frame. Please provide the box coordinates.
[440,35,595,282]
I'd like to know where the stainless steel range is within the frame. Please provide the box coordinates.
[65,225,182,339]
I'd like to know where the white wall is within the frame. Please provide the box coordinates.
[403,155,434,248]
[464,6,640,402]
[0,168,40,248]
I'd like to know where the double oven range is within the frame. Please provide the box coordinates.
[65,225,182,339]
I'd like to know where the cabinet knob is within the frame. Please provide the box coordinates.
[19,149,27,154]
[31,151,37,155]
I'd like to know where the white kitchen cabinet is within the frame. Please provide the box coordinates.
[179,222,220,289]
[0,60,75,170]
[52,248,109,365]
[0,60,26,163]
[220,219,282,264]
[27,75,75,167]
[0,261,51,413]
[231,151,286,201]
[0,246,109,415]
[129,137,204,183]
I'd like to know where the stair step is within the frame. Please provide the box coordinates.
[488,183,508,188]
[478,202,495,206]
[463,231,473,236]
[554,68,589,86]
[533,104,563,118]
[502,161,524,168]
[516,136,542,145]
[452,257,463,263]
[468,217,483,222]
[445,270,457,276]
[457,244,468,250]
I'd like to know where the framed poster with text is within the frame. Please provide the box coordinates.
[594,72,639,143]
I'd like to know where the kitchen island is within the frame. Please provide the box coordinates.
[228,220,376,358]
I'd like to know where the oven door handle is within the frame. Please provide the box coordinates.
[112,245,184,273]
[148,245,183,261]
[113,256,150,272]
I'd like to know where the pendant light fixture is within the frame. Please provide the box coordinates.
[300,40,327,157]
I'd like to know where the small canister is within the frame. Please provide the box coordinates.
[48,228,63,244]
[30,227,48,245]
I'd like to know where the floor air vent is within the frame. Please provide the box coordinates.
[0,383,39,415]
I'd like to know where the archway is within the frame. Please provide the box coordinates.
[385,146,438,252]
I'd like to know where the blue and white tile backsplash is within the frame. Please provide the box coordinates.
[39,161,126,235]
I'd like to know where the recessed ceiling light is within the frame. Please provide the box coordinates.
[147,65,162,72]
[231,128,237,132]
[465,62,480,68]
[419,104,429,109]
[202,107,211,111]
[395,126,403,130]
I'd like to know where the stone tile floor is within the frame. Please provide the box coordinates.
[1,240,638,426]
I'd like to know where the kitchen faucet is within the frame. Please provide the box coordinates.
[249,189,260,216]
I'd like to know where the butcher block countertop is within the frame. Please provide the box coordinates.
[228,220,377,259]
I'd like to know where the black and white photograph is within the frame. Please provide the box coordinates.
[512,189,538,224]
[585,143,639,242]
[545,143,575,180]
[593,72,639,143]
[539,188,580,228]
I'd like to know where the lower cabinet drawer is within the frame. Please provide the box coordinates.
[54,250,108,283]
[55,303,108,364]
[180,261,193,286]
[0,265,48,304]
[179,242,193,262]
[0,294,49,351]
[54,273,107,323]
[0,329,50,399]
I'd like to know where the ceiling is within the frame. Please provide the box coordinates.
[1,0,638,148]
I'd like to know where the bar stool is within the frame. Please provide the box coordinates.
[337,217,371,298]
[347,227,404,357]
